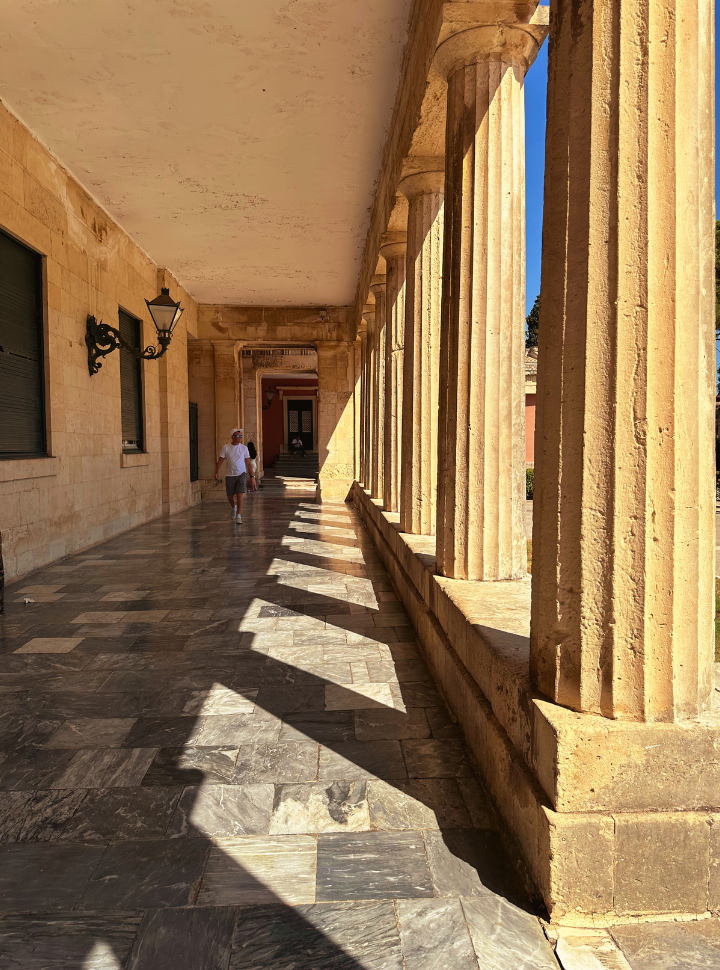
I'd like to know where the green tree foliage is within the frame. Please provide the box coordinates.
[526,294,540,348]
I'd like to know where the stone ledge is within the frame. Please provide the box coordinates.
[352,483,720,921]
[0,456,58,483]
[120,452,150,468]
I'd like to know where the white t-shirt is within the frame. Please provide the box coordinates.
[219,442,250,476]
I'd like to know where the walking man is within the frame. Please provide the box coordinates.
[215,429,256,522]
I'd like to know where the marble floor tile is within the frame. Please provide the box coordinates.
[230,902,404,970]
[269,781,370,834]
[59,787,181,842]
[77,837,212,910]
[425,707,461,738]
[183,687,257,716]
[0,914,142,970]
[354,708,430,741]
[98,670,173,693]
[14,637,85,654]
[396,899,477,970]
[0,714,66,751]
[142,746,239,787]
[126,906,236,970]
[0,748,76,790]
[401,739,472,778]
[198,835,317,906]
[316,831,433,901]
[0,843,105,912]
[462,896,559,970]
[49,747,157,789]
[70,612,129,625]
[193,714,282,746]
[0,788,86,842]
[233,742,319,784]
[325,683,396,711]
[423,830,530,906]
[367,779,472,830]
[121,715,203,748]
[254,686,325,714]
[45,717,137,749]
[279,711,355,743]
[169,783,274,838]
[100,590,150,601]
[318,741,406,781]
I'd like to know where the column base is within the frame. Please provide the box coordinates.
[316,476,355,503]
[352,483,720,923]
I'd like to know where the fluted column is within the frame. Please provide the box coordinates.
[530,0,714,721]
[369,276,386,501]
[316,340,355,501]
[399,162,444,535]
[434,24,545,581]
[358,328,368,486]
[380,233,407,512]
[361,304,374,490]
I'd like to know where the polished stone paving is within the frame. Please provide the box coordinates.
[0,493,717,969]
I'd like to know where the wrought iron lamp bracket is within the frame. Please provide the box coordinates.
[86,315,170,375]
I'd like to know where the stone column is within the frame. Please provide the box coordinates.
[531,0,714,721]
[353,337,362,482]
[380,233,407,513]
[316,340,355,501]
[398,162,444,535]
[369,276,386,502]
[212,340,243,460]
[361,304,375,491]
[358,328,368,485]
[434,25,545,581]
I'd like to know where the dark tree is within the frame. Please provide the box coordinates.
[526,293,540,348]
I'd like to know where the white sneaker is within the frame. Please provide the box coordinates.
[230,508,237,520]
[237,513,242,523]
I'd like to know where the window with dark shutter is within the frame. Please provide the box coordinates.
[0,228,46,459]
[118,309,144,452]
[189,402,199,482]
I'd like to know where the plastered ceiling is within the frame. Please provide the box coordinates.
[0,0,413,305]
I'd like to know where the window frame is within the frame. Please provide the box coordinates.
[118,306,146,455]
[0,225,48,461]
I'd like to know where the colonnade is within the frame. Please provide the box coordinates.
[357,0,714,726]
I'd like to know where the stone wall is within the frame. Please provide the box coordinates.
[0,100,198,581]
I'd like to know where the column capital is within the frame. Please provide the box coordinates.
[434,19,548,78]
[399,160,445,200]
[369,274,386,297]
[379,232,407,261]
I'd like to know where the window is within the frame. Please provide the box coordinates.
[118,309,144,452]
[0,228,46,458]
[189,401,199,482]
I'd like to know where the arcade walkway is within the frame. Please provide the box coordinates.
[0,494,718,969]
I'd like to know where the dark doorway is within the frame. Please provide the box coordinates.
[288,399,313,452]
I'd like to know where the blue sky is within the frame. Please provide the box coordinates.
[524,15,549,314]
[525,2,718,321]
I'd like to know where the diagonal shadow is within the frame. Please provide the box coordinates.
[0,492,539,969]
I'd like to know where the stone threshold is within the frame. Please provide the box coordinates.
[352,483,720,923]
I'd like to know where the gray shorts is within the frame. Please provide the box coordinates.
[225,473,247,496]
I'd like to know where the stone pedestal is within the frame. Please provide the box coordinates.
[211,340,243,460]
[316,340,355,501]
[369,276,386,502]
[398,162,444,536]
[434,25,544,581]
[380,233,407,513]
[530,0,715,722]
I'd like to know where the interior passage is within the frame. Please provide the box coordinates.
[0,491,556,969]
